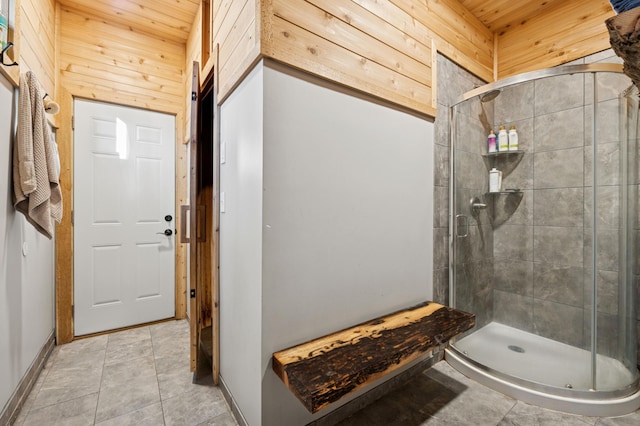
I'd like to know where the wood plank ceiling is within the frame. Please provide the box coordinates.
[55,0,579,46]
[56,0,200,44]
[54,0,590,45]
[459,0,566,34]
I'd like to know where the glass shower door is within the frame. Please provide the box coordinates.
[616,82,639,390]
[450,97,494,332]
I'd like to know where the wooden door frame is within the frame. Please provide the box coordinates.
[55,88,188,344]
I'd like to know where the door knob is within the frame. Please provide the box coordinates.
[157,229,173,236]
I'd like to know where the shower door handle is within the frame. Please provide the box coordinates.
[455,214,469,238]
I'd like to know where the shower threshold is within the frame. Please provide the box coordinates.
[445,322,640,417]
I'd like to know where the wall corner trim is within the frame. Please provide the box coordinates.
[0,331,55,425]
[219,375,249,426]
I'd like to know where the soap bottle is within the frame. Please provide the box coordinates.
[489,168,502,193]
[0,6,7,51]
[488,130,497,153]
[498,125,509,151]
[508,125,519,151]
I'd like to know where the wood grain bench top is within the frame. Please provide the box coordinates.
[272,301,475,413]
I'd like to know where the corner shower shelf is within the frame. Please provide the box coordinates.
[482,150,524,158]
[482,150,524,173]
[485,190,522,196]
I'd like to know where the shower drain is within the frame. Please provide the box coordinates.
[508,345,525,353]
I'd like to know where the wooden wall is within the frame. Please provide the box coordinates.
[185,4,201,143]
[260,0,493,117]
[0,0,56,96]
[496,0,615,78]
[17,0,56,94]
[55,5,189,342]
[213,0,261,101]
[201,0,616,112]
[192,0,492,117]
[58,7,185,112]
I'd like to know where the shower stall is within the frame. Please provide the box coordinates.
[446,63,640,416]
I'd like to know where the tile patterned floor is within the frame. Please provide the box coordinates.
[12,319,640,425]
[337,362,640,426]
[13,320,237,426]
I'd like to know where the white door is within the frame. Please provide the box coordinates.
[74,99,176,336]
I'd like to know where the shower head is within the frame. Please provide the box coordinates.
[480,89,501,103]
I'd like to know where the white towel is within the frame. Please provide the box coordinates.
[13,71,63,239]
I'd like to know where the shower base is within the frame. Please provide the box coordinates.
[445,322,640,417]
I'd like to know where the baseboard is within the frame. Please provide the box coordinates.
[219,374,249,426]
[0,331,55,425]
[308,349,445,426]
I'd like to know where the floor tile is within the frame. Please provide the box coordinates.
[420,363,517,425]
[57,335,108,356]
[337,361,516,426]
[498,402,597,425]
[100,355,157,388]
[155,351,199,401]
[152,325,191,359]
[597,410,640,425]
[150,319,189,337]
[13,360,52,424]
[15,319,640,426]
[107,326,151,348]
[336,363,468,425]
[94,402,165,426]
[32,350,104,410]
[32,375,102,412]
[47,346,105,371]
[104,337,153,366]
[94,374,160,423]
[22,393,98,426]
[44,364,104,390]
[196,412,239,426]
[162,384,228,426]
[44,347,60,369]
[155,351,191,374]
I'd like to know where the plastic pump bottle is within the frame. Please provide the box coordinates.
[489,168,502,193]
[488,130,497,153]
[508,125,519,151]
[498,126,508,151]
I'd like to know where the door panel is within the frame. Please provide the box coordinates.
[186,62,219,381]
[74,99,176,336]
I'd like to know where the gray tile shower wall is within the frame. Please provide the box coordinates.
[490,51,631,353]
[436,49,640,365]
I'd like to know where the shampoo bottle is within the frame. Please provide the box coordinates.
[508,125,519,151]
[498,125,509,151]
[489,168,502,193]
[488,130,497,153]
[0,9,7,51]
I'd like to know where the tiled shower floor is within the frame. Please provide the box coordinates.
[12,320,640,425]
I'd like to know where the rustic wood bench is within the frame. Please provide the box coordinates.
[272,301,475,413]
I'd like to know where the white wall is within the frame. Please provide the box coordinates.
[0,74,55,415]
[219,60,434,426]
[260,62,434,425]
[219,64,264,426]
